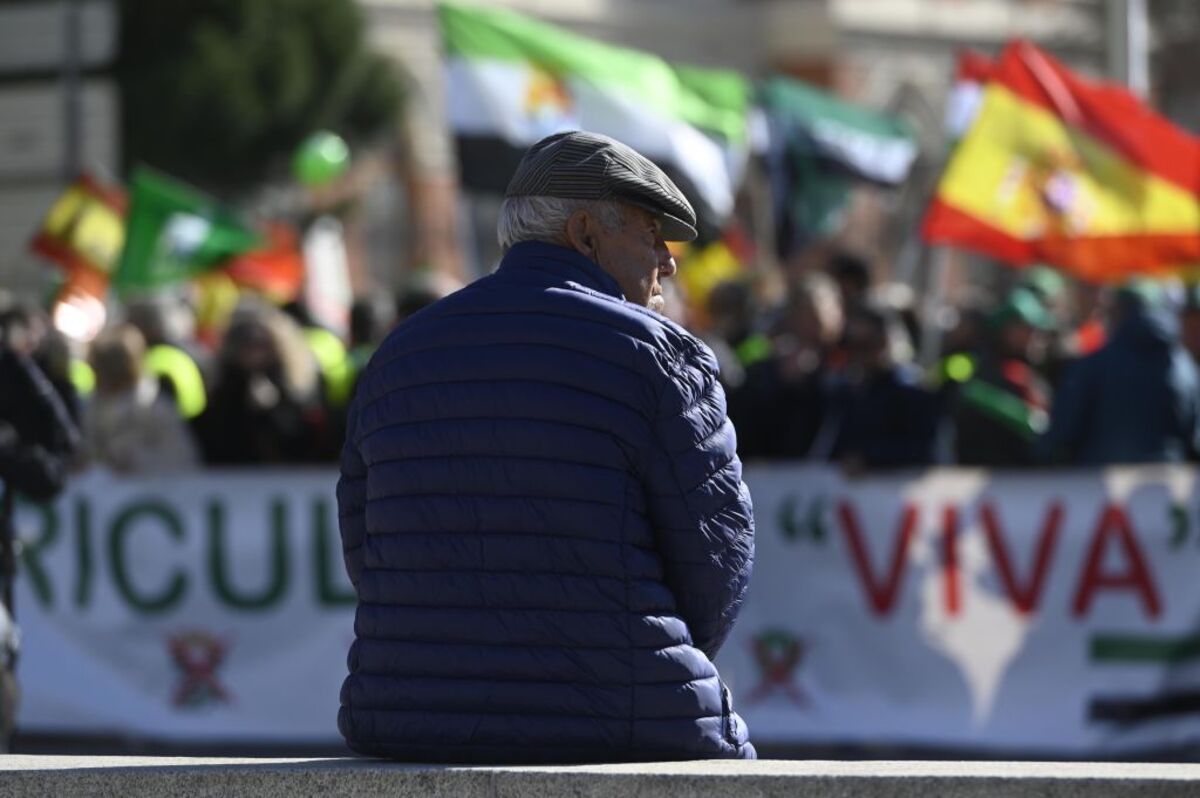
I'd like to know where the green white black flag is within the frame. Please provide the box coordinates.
[438,2,751,227]
[761,76,916,250]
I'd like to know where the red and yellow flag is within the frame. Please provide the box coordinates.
[30,174,126,276]
[922,41,1200,282]
[29,175,126,341]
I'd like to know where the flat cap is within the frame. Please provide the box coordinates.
[504,130,698,242]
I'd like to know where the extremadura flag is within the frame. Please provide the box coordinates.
[438,2,751,231]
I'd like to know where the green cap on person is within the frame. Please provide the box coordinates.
[989,287,1054,331]
[1019,265,1066,304]
[1116,278,1164,310]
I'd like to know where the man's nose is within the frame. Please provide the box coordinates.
[657,243,677,277]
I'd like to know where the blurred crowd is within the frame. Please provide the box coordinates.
[0,273,456,477]
[697,249,1200,471]
[4,246,1200,476]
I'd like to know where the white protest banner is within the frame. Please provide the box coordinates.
[716,465,1200,754]
[13,469,354,742]
[12,466,1200,754]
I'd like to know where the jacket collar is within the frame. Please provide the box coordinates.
[498,241,625,301]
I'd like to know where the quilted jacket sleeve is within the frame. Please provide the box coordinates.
[644,338,755,659]
[337,397,368,589]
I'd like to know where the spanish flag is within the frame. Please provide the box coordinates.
[30,174,126,276]
[922,41,1200,282]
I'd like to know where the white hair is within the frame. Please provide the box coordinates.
[496,196,624,251]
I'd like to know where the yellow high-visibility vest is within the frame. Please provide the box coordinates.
[304,327,354,408]
[144,344,207,419]
[69,359,95,397]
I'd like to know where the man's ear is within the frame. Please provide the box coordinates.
[564,210,595,259]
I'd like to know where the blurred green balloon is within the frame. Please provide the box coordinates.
[292,131,350,186]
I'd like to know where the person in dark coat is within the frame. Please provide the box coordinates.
[337,131,756,763]
[1180,287,1200,369]
[196,302,329,464]
[812,303,938,471]
[0,308,80,500]
[1038,281,1200,465]
[829,249,872,314]
[0,306,80,752]
[952,289,1053,467]
[728,273,842,459]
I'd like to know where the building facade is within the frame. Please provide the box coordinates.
[0,0,118,297]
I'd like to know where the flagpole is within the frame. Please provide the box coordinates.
[1110,0,1150,98]
[918,247,951,370]
[1126,0,1150,98]
[747,156,777,281]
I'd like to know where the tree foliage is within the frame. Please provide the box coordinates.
[116,0,403,194]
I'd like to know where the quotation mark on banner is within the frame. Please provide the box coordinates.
[1168,503,1198,550]
[779,495,828,543]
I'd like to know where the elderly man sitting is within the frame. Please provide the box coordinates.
[337,131,756,763]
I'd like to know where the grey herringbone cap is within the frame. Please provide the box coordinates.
[504,130,698,242]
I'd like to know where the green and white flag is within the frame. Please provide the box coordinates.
[438,2,751,227]
[761,76,916,251]
[115,169,260,295]
[761,77,917,187]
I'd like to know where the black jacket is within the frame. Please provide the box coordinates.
[0,349,79,501]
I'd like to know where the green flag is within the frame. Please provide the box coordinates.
[115,169,260,294]
[761,77,916,186]
[762,76,916,252]
[438,2,750,228]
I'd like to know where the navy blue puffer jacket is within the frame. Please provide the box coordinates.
[337,241,755,763]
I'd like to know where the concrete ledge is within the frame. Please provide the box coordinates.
[2,756,1200,797]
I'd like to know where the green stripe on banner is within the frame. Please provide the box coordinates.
[438,2,750,143]
[1091,634,1200,664]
